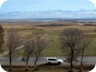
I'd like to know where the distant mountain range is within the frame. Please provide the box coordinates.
[1,10,96,19]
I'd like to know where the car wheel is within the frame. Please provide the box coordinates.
[48,62,51,64]
[58,62,61,65]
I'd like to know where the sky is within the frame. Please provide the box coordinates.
[0,0,96,12]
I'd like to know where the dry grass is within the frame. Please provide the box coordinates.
[2,64,94,72]
[1,22,96,56]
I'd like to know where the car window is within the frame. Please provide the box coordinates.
[48,59,56,61]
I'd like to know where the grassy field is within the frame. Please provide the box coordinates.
[1,22,96,57]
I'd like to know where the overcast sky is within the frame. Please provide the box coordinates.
[0,0,96,12]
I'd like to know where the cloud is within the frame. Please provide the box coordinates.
[0,0,7,8]
[89,0,96,7]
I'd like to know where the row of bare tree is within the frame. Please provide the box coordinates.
[0,25,92,72]
[5,28,49,71]
[61,28,92,72]
[23,36,50,71]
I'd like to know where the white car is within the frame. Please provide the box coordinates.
[46,57,63,65]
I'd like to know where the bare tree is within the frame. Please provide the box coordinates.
[0,25,4,52]
[7,28,21,71]
[78,36,92,72]
[22,36,49,71]
[60,28,91,72]
[33,36,48,71]
[23,40,35,71]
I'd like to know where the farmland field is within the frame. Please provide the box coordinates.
[1,22,96,57]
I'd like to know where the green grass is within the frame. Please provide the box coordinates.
[13,29,96,57]
[42,37,63,56]
[2,25,96,57]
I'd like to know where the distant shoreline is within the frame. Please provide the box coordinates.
[0,18,96,23]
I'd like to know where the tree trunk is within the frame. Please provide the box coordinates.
[34,56,39,71]
[9,49,12,71]
[26,60,28,71]
[70,57,73,72]
[79,49,84,72]
[25,56,30,71]
[34,57,38,68]
[69,50,74,72]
